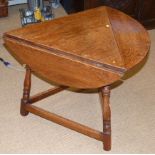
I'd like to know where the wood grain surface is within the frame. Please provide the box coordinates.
[4,6,150,88]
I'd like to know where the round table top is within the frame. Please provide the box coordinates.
[4,6,150,88]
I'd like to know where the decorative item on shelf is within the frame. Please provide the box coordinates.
[19,9,36,26]
[42,5,54,20]
[49,0,60,8]
[19,0,56,26]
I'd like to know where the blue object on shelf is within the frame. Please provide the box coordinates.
[19,0,55,26]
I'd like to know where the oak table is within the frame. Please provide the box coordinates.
[3,6,150,151]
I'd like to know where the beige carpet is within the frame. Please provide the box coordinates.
[0,4,155,154]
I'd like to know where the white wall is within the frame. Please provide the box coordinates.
[9,0,27,6]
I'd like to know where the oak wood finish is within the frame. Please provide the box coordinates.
[4,37,121,88]
[3,6,150,151]
[100,86,111,151]
[25,104,104,141]
[20,66,110,148]
[20,66,31,116]
[61,0,155,29]
[29,86,68,104]
[19,66,105,141]
[4,7,150,88]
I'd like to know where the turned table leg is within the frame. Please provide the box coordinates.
[20,65,31,116]
[100,86,111,151]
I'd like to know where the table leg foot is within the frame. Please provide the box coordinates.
[103,120,111,151]
[100,86,111,151]
[20,65,31,116]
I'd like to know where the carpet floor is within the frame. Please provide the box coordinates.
[0,4,155,154]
